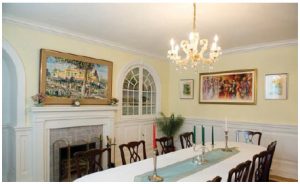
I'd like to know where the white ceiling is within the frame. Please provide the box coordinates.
[3,3,298,59]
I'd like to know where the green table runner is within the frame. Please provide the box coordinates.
[134,148,239,182]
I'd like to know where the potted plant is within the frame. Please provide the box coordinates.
[31,93,46,106]
[156,112,185,149]
[110,97,119,105]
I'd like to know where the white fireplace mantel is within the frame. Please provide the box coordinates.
[31,105,117,181]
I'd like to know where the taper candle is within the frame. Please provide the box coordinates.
[193,125,196,144]
[225,117,228,131]
[212,126,214,145]
[202,126,205,146]
[152,123,157,149]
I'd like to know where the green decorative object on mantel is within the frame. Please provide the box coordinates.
[110,97,119,105]
[34,102,44,107]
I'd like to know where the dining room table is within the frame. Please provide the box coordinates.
[74,141,266,182]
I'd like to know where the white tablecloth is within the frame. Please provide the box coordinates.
[75,141,265,182]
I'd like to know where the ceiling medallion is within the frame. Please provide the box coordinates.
[167,3,222,72]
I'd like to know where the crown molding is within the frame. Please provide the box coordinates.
[222,39,298,55]
[3,16,167,61]
[4,16,297,61]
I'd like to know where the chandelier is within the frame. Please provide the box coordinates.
[167,3,222,71]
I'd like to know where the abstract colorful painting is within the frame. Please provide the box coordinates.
[39,49,113,105]
[265,73,287,100]
[199,69,257,104]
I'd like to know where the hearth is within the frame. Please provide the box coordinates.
[50,125,103,182]
[59,142,96,181]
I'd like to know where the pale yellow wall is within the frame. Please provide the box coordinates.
[3,22,297,126]
[168,46,298,125]
[3,22,170,125]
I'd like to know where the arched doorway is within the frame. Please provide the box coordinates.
[2,40,26,181]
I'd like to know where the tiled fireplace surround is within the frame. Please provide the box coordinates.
[31,106,117,182]
[50,125,103,181]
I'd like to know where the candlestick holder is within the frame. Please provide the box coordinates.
[222,131,233,152]
[192,144,208,165]
[148,148,163,182]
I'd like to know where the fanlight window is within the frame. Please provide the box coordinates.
[122,67,156,116]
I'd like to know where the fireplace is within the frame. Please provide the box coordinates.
[59,142,96,181]
[50,125,103,182]
[31,106,117,181]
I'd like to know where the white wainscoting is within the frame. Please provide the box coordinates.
[114,118,156,165]
[15,127,32,181]
[2,125,14,182]
[114,117,297,179]
[181,117,298,180]
[2,125,32,182]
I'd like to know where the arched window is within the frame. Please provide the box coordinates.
[122,65,158,116]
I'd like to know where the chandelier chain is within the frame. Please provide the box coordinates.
[193,3,196,31]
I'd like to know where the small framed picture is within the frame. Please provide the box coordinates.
[179,79,194,99]
[265,73,288,100]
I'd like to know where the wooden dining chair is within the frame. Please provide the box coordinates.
[207,176,222,182]
[227,160,252,182]
[74,147,112,178]
[156,136,175,155]
[235,130,262,145]
[248,150,273,182]
[119,140,147,165]
[266,141,277,181]
[179,132,194,149]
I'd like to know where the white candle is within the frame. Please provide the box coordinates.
[225,117,228,131]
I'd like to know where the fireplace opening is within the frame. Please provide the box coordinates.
[59,142,96,181]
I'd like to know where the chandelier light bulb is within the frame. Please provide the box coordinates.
[189,32,194,41]
[211,42,217,51]
[170,38,175,46]
[214,35,219,42]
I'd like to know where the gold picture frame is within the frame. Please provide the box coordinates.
[39,49,113,105]
[199,69,257,104]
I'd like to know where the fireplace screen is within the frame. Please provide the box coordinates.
[59,142,96,181]
[52,138,101,182]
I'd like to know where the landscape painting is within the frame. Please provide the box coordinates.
[179,79,194,99]
[39,49,113,105]
[199,69,257,104]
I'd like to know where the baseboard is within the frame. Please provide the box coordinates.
[270,175,298,182]
[271,159,298,180]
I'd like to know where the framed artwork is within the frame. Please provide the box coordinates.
[39,49,113,105]
[179,79,194,99]
[265,73,288,100]
[199,69,257,104]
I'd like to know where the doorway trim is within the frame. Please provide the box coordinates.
[2,39,26,127]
